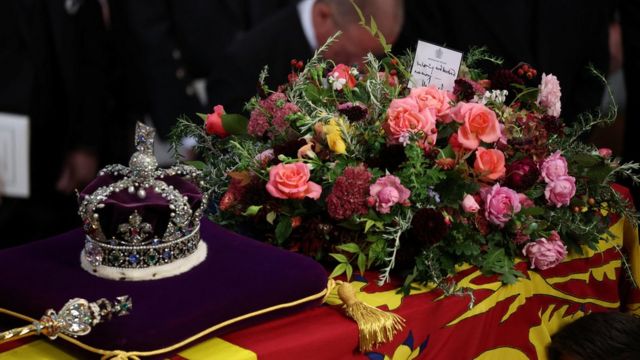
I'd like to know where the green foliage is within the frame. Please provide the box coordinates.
[221,114,249,135]
[398,144,446,206]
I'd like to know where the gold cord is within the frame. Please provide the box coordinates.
[0,280,332,359]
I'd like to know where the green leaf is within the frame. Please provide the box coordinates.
[500,270,524,284]
[266,211,277,225]
[345,263,353,280]
[370,17,378,35]
[242,205,263,216]
[572,153,600,167]
[196,113,208,122]
[520,207,545,216]
[221,114,249,135]
[351,0,365,25]
[185,160,206,170]
[337,243,360,253]
[357,252,366,274]
[329,253,349,263]
[329,263,347,278]
[275,216,292,245]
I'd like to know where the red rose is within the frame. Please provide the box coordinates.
[205,105,229,138]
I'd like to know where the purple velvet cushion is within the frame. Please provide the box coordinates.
[0,220,328,352]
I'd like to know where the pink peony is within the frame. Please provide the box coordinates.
[545,175,576,207]
[482,184,522,227]
[537,73,562,117]
[205,105,229,138]
[473,147,506,182]
[522,231,567,270]
[383,97,436,145]
[540,151,569,183]
[462,194,480,213]
[369,175,411,214]
[266,162,322,200]
[409,86,455,122]
[451,102,501,150]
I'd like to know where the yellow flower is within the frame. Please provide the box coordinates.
[324,118,347,155]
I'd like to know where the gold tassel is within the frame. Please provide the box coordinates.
[336,280,405,352]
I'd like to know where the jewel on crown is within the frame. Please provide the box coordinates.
[78,123,207,278]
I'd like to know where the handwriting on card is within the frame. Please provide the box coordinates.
[409,41,463,92]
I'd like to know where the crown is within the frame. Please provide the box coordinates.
[78,123,208,280]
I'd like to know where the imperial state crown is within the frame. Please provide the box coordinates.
[78,122,208,280]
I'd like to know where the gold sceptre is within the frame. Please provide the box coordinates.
[0,295,131,344]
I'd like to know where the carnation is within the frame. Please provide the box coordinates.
[327,166,372,220]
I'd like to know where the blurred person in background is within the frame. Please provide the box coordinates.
[0,0,109,247]
[207,0,405,114]
[123,0,298,164]
[0,0,136,248]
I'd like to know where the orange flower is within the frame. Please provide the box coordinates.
[474,147,506,182]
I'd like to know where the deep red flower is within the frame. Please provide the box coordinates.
[326,165,372,220]
[410,208,449,247]
[504,157,540,191]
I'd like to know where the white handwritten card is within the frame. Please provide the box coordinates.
[409,41,463,91]
[0,113,30,198]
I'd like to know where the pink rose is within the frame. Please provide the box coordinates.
[409,86,455,122]
[266,162,322,200]
[518,193,535,208]
[522,231,567,270]
[598,148,613,158]
[383,97,436,145]
[451,102,501,150]
[540,151,569,183]
[544,175,576,207]
[537,73,562,117]
[482,184,521,227]
[205,105,229,138]
[329,64,357,90]
[473,147,506,182]
[369,175,411,214]
[462,194,480,213]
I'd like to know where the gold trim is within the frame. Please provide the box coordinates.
[0,281,331,359]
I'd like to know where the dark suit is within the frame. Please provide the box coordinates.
[395,0,610,122]
[0,0,113,247]
[207,4,312,114]
[125,0,298,138]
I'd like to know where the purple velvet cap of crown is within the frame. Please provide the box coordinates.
[79,173,203,241]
